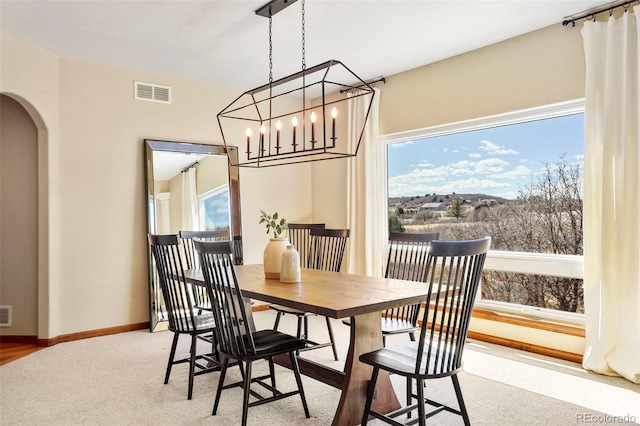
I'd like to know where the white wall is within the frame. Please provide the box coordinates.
[0,30,312,338]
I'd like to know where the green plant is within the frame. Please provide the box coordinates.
[259,210,287,238]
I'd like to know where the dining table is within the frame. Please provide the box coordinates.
[184,263,429,426]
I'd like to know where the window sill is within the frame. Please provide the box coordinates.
[471,307,585,338]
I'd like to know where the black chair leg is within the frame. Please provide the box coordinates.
[241,361,253,426]
[268,357,276,393]
[273,312,282,330]
[289,352,311,418]
[361,366,380,426]
[452,374,471,426]
[213,357,229,415]
[406,377,412,418]
[296,316,304,339]
[325,317,339,361]
[164,332,179,384]
[188,334,197,400]
[416,378,426,426]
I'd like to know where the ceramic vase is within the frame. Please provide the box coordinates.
[280,245,301,283]
[263,237,289,279]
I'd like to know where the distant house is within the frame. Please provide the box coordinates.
[421,202,445,211]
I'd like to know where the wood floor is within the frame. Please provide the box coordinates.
[0,343,43,366]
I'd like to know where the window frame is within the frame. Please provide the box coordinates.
[380,99,585,326]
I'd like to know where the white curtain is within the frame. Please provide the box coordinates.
[581,7,640,384]
[181,167,199,231]
[346,87,385,276]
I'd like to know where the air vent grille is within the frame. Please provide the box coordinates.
[0,306,12,327]
[134,81,171,104]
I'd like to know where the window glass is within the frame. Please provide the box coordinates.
[199,186,230,231]
[386,108,584,315]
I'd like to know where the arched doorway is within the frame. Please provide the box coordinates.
[0,93,48,341]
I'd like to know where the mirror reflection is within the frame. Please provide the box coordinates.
[144,139,242,331]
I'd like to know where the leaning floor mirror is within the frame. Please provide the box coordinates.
[144,139,242,332]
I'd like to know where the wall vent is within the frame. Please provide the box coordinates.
[0,306,12,327]
[134,81,171,104]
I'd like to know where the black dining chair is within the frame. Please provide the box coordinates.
[179,229,230,269]
[268,223,325,329]
[286,223,326,267]
[359,236,491,426]
[342,231,440,346]
[147,233,220,400]
[194,240,311,426]
[270,228,349,361]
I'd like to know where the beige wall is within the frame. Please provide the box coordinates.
[1,30,312,338]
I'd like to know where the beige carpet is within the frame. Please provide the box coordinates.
[1,310,638,425]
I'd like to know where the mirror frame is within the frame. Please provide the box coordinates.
[144,139,242,331]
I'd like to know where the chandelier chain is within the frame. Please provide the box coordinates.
[268,15,273,83]
[301,0,306,70]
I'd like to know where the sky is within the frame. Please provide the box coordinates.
[387,113,584,200]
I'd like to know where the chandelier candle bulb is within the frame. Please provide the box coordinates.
[310,112,317,145]
[276,121,282,152]
[260,124,266,156]
[292,116,298,151]
[331,107,337,141]
[246,128,252,155]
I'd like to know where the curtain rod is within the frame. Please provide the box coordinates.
[562,0,639,27]
[339,77,386,93]
[181,161,199,173]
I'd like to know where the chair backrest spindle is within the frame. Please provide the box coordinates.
[308,228,350,272]
[287,223,326,268]
[179,229,231,269]
[383,232,439,322]
[415,237,491,376]
[195,240,256,357]
[148,234,208,332]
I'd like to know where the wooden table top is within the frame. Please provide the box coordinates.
[186,264,428,319]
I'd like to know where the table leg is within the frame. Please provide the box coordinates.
[332,311,400,426]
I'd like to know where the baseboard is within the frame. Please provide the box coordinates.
[36,322,150,347]
[0,335,38,345]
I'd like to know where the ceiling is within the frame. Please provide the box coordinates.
[1,0,612,91]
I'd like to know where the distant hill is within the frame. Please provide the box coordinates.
[389,193,510,210]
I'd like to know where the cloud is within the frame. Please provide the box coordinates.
[469,153,481,158]
[389,141,415,149]
[388,174,514,198]
[474,158,510,174]
[490,165,532,179]
[478,140,519,155]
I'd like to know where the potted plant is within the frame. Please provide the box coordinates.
[259,210,289,279]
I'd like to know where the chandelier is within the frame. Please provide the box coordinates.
[217,0,375,168]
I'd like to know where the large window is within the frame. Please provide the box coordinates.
[384,100,585,323]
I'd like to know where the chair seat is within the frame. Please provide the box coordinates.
[249,329,307,356]
[380,317,420,335]
[169,312,215,333]
[359,341,461,379]
[269,304,312,317]
[341,316,420,334]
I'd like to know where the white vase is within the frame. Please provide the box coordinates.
[263,237,289,279]
[280,245,301,283]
